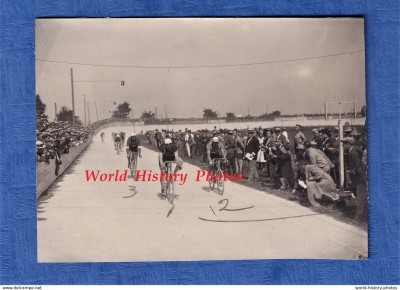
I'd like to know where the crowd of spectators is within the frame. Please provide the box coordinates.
[144,122,368,220]
[36,113,109,174]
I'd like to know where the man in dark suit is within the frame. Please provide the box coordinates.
[341,137,363,196]
[243,129,260,182]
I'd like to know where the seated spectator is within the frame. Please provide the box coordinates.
[36,141,49,163]
[304,141,333,174]
[300,164,339,207]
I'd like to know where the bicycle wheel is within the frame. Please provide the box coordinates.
[167,180,175,204]
[208,169,215,190]
[132,158,137,179]
[129,157,134,178]
[216,169,224,195]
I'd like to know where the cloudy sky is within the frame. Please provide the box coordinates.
[35,18,365,121]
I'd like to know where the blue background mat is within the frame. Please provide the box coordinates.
[0,0,399,285]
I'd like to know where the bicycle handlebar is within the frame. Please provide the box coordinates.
[212,158,229,165]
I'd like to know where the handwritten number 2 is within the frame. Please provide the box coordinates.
[217,198,254,212]
[218,199,229,211]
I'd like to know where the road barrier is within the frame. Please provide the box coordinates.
[36,121,134,199]
[36,138,92,198]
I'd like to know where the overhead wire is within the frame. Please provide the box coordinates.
[36,23,72,83]
[35,49,364,70]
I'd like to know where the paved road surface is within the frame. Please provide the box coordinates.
[37,126,368,262]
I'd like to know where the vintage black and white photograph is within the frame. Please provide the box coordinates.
[36,18,368,262]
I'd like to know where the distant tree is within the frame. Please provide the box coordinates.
[203,108,218,119]
[57,106,73,124]
[112,101,132,119]
[36,94,47,116]
[140,111,156,122]
[360,105,367,117]
[226,112,236,120]
[270,110,281,117]
[74,116,83,126]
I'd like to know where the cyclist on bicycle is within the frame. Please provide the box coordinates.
[114,133,122,150]
[126,132,142,168]
[154,129,162,148]
[206,136,227,171]
[120,131,126,143]
[158,138,183,197]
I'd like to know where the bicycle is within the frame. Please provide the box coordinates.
[209,158,228,195]
[115,140,122,154]
[128,151,139,178]
[163,161,178,204]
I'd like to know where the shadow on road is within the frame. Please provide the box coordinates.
[37,153,85,222]
[123,185,138,198]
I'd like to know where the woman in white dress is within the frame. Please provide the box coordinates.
[256,130,266,169]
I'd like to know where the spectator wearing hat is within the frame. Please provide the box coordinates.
[262,129,274,175]
[295,144,308,190]
[200,131,210,164]
[281,128,289,143]
[355,147,368,220]
[234,130,245,175]
[36,141,49,163]
[312,129,323,149]
[349,127,363,148]
[194,130,202,157]
[294,124,307,154]
[304,141,332,174]
[341,137,363,196]
[224,130,236,174]
[256,130,266,170]
[184,129,195,158]
[276,145,295,192]
[300,163,339,207]
[325,128,340,186]
[343,126,353,137]
[274,127,289,154]
[243,129,260,182]
[320,128,331,152]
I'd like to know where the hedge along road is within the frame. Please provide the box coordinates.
[37,126,368,262]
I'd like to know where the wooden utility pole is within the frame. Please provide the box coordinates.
[87,101,91,125]
[165,104,169,130]
[131,111,135,133]
[354,101,357,119]
[83,95,86,126]
[95,101,99,121]
[70,68,75,126]
[54,103,58,121]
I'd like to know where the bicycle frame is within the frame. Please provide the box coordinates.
[209,158,227,195]
[115,140,122,154]
[163,161,178,204]
[129,151,138,178]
